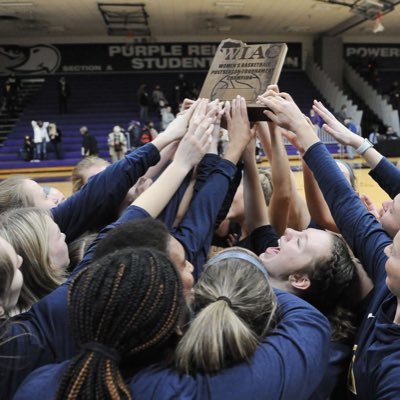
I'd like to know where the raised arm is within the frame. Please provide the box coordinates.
[242,137,269,233]
[171,101,224,227]
[313,100,383,169]
[173,96,253,278]
[155,101,223,229]
[51,100,201,244]
[256,121,291,236]
[133,118,213,218]
[313,100,400,198]
[302,158,340,232]
[261,91,391,286]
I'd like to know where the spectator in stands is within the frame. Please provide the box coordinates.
[133,124,155,148]
[21,135,34,162]
[369,124,381,145]
[57,76,70,114]
[2,74,19,118]
[147,121,158,138]
[174,73,189,108]
[71,156,110,193]
[127,119,141,149]
[189,82,200,100]
[309,108,323,134]
[385,125,398,139]
[161,105,175,131]
[31,120,50,161]
[152,84,167,112]
[344,117,359,160]
[80,126,98,157]
[137,84,150,122]
[107,125,127,162]
[48,123,63,159]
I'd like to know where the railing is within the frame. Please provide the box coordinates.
[306,60,363,128]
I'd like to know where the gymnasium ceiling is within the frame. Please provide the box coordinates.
[1,0,400,42]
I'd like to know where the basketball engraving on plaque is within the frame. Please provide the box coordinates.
[199,39,288,120]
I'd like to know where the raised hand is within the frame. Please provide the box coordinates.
[280,129,306,155]
[257,91,305,132]
[224,96,254,164]
[226,96,252,144]
[179,98,195,113]
[360,194,381,220]
[312,100,361,147]
[174,117,213,169]
[257,91,318,152]
[257,84,280,99]
[162,99,201,141]
[187,98,220,136]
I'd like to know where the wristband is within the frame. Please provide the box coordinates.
[355,139,374,156]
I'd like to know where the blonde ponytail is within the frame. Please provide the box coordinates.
[176,249,277,374]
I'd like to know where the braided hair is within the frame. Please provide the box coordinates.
[55,247,184,400]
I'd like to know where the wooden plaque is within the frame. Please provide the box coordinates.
[199,39,288,121]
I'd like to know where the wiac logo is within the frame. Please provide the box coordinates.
[0,45,61,75]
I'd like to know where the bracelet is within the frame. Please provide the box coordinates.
[355,139,374,156]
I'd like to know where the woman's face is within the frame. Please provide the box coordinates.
[167,236,194,299]
[46,217,69,270]
[23,179,56,210]
[0,237,23,314]
[379,194,400,238]
[259,228,333,279]
[384,232,400,296]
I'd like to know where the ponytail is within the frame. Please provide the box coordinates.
[176,249,277,374]
[56,350,129,400]
[56,248,184,400]
[176,298,259,374]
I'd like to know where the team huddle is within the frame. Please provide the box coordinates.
[0,86,399,399]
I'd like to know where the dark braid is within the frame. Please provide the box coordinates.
[55,248,184,400]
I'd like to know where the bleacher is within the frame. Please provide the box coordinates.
[358,69,400,105]
[0,70,333,168]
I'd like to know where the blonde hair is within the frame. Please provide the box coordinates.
[0,239,14,316]
[0,208,66,312]
[71,157,110,193]
[258,168,273,206]
[175,247,277,374]
[0,176,34,214]
[68,232,97,270]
